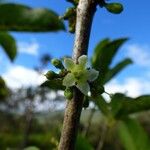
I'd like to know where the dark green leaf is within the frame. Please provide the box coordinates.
[119,95,150,116]
[109,93,132,117]
[91,38,128,84]
[118,118,150,150]
[0,3,65,32]
[0,31,17,61]
[104,58,133,83]
[0,76,8,100]
[105,3,123,14]
[41,79,65,90]
[92,95,109,115]
[110,93,150,118]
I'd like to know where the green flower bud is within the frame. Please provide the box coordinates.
[45,71,58,80]
[64,87,73,100]
[59,69,68,77]
[51,59,64,69]
[105,3,123,14]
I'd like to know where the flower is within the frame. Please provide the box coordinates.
[63,55,99,95]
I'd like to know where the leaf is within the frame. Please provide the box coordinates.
[119,95,150,117]
[0,31,17,61]
[0,76,8,100]
[92,95,109,116]
[118,118,150,150]
[0,3,65,32]
[76,134,94,150]
[91,38,128,84]
[104,58,133,83]
[41,79,65,90]
[110,93,150,118]
[91,38,110,70]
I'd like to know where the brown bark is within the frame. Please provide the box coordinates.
[58,0,97,150]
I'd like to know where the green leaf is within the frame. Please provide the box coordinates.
[118,118,150,150]
[92,95,109,115]
[105,3,123,14]
[104,58,133,83]
[0,3,65,32]
[91,38,110,70]
[0,76,8,100]
[119,95,150,117]
[109,93,132,117]
[0,32,17,61]
[41,79,65,90]
[76,134,94,150]
[110,93,150,118]
[91,38,128,84]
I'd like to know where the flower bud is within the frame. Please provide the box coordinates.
[64,87,73,100]
[45,71,58,80]
[105,3,123,14]
[51,59,64,69]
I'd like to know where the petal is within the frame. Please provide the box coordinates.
[64,58,75,71]
[87,68,99,82]
[76,81,90,95]
[78,55,87,68]
[63,73,75,87]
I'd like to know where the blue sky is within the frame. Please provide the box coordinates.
[1,0,150,97]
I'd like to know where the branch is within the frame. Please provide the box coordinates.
[58,0,97,150]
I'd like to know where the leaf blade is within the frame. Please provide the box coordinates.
[0,31,17,61]
[0,3,65,32]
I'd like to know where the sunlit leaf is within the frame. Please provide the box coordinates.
[118,118,150,150]
[0,3,65,32]
[0,31,17,61]
[91,38,128,84]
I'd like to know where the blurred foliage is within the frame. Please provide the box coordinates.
[0,3,65,32]
[0,0,150,149]
[0,32,17,61]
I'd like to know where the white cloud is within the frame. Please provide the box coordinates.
[105,77,150,98]
[17,41,39,56]
[2,65,46,89]
[126,44,150,67]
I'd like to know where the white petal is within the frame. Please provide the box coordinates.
[63,73,75,87]
[76,82,90,95]
[78,55,87,68]
[64,58,75,71]
[88,68,99,82]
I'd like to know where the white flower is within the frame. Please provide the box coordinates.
[63,55,99,95]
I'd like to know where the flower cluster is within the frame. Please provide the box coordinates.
[63,55,99,95]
